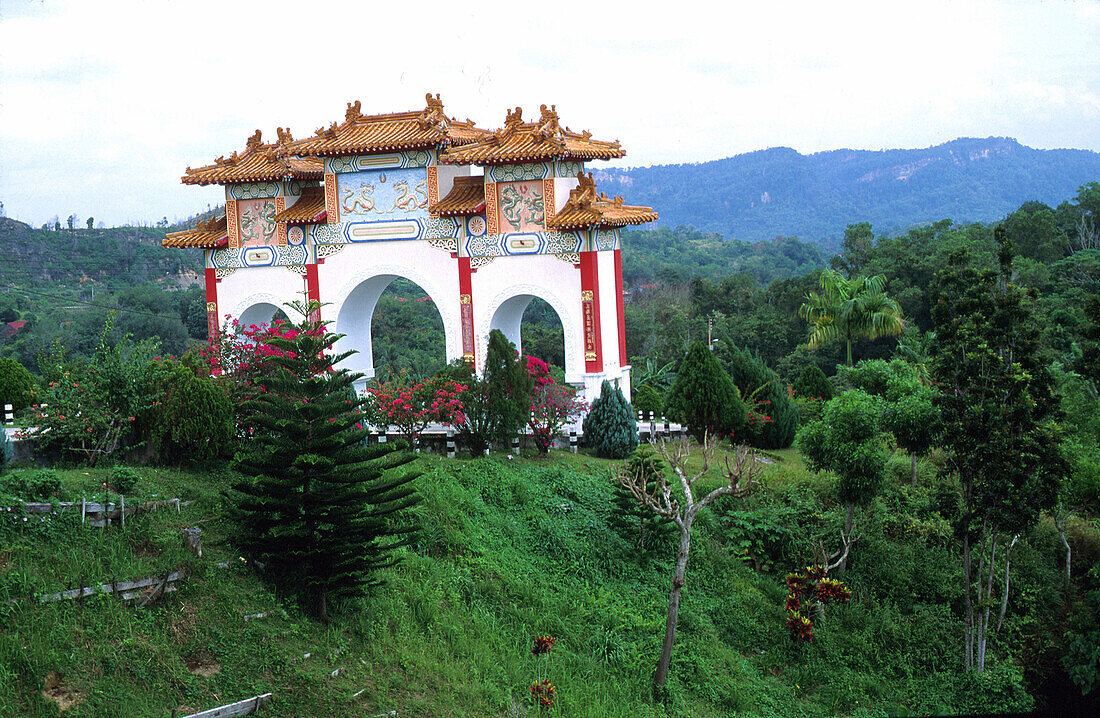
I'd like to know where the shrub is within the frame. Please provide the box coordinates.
[0,469,62,501]
[583,381,638,459]
[365,374,467,444]
[665,342,744,442]
[632,383,663,418]
[141,357,236,463]
[483,330,531,447]
[525,358,585,454]
[718,340,798,449]
[108,466,141,495]
[0,357,36,413]
[793,364,834,400]
[609,447,674,555]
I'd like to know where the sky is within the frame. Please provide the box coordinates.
[0,0,1098,228]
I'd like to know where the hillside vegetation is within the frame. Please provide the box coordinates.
[2,448,1078,717]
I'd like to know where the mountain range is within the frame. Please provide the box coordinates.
[596,137,1100,248]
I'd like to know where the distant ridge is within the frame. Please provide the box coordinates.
[596,137,1100,249]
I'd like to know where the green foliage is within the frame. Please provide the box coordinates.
[930,235,1064,538]
[582,381,638,459]
[837,358,925,401]
[631,383,663,417]
[793,364,834,400]
[797,390,888,509]
[141,356,236,464]
[0,469,63,501]
[609,447,674,557]
[483,329,531,447]
[228,302,421,620]
[24,320,158,466]
[883,393,942,476]
[718,340,799,449]
[665,342,745,442]
[107,466,140,494]
[0,357,36,412]
[799,268,905,366]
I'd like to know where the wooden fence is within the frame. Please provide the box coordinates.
[173,693,273,718]
[7,497,193,528]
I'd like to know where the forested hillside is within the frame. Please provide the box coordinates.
[597,137,1100,247]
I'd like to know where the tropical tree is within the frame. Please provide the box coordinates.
[228,301,421,621]
[798,268,905,366]
[796,389,889,572]
[930,229,1066,673]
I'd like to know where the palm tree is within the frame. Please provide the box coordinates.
[798,269,905,365]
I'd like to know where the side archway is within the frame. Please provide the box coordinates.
[481,284,580,382]
[233,294,287,330]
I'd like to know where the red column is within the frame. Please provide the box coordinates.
[204,266,219,341]
[458,256,475,363]
[305,263,322,322]
[614,247,626,366]
[579,250,603,373]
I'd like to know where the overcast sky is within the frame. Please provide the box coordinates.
[1,0,1098,228]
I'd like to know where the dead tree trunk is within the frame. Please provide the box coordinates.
[615,435,759,697]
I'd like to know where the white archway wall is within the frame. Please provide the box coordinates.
[222,266,305,329]
[488,294,534,353]
[474,256,583,383]
[321,243,461,376]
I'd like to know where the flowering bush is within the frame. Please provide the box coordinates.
[784,564,851,642]
[525,357,585,454]
[21,321,156,466]
[365,375,467,444]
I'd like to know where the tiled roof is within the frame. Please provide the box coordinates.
[273,186,326,224]
[546,173,658,230]
[429,176,485,217]
[182,129,323,186]
[440,105,625,166]
[163,215,228,249]
[281,94,490,158]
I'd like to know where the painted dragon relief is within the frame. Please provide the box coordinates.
[340,171,428,216]
[498,181,545,232]
[237,198,278,247]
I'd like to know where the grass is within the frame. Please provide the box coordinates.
[0,444,1046,716]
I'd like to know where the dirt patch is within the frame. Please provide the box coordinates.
[130,539,160,559]
[185,650,220,677]
[42,671,85,712]
[170,601,199,644]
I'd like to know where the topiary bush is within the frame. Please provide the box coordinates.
[665,342,744,442]
[793,364,834,400]
[108,466,141,495]
[583,381,638,459]
[141,356,236,464]
[0,357,36,413]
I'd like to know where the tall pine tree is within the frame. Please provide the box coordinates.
[665,342,744,442]
[229,301,420,621]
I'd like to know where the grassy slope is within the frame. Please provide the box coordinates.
[0,450,1043,717]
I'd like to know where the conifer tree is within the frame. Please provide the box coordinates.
[718,340,798,449]
[609,446,675,556]
[483,329,531,448]
[665,342,744,442]
[793,364,834,400]
[229,301,420,621]
[583,380,638,458]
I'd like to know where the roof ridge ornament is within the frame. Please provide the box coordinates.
[245,129,263,152]
[276,127,293,145]
[346,100,362,122]
[420,92,448,131]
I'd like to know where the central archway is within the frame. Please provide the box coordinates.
[334,271,454,386]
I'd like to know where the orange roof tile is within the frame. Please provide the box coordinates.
[440,105,625,166]
[546,173,658,230]
[273,186,326,224]
[183,129,323,185]
[163,215,228,249]
[281,94,490,158]
[429,176,485,217]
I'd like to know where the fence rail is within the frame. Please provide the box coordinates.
[174,693,272,718]
[5,498,194,528]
